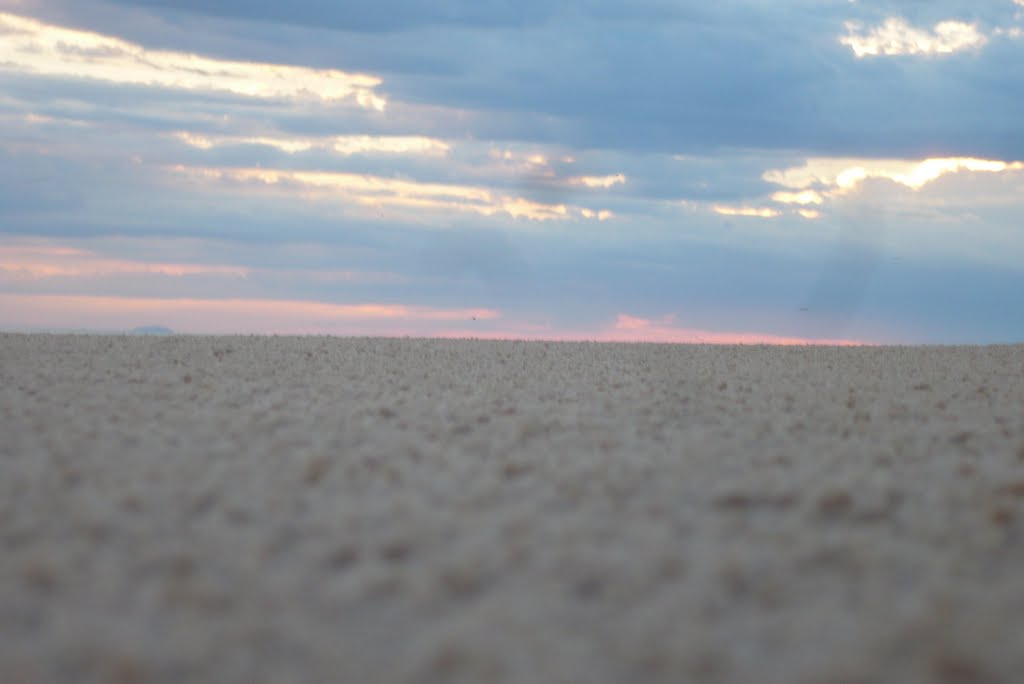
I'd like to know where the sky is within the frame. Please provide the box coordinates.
[1,0,1023,344]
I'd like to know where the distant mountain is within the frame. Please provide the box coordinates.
[130,325,174,335]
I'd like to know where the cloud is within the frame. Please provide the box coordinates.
[765,156,1024,193]
[0,11,386,107]
[0,293,498,334]
[993,26,1023,38]
[0,243,248,278]
[579,209,615,221]
[172,132,450,157]
[771,190,824,206]
[567,174,627,189]
[839,17,988,57]
[0,237,418,308]
[712,206,781,219]
[103,0,560,33]
[167,165,614,222]
[11,3,1024,159]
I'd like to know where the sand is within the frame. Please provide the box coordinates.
[2,333,1023,683]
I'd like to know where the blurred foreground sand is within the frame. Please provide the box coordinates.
[2,334,1023,683]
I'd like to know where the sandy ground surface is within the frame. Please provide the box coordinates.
[2,333,1023,683]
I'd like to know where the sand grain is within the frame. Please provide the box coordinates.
[2,334,1023,683]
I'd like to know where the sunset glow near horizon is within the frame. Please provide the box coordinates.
[2,1,1023,344]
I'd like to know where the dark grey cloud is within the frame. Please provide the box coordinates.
[97,0,715,36]
[0,150,87,216]
[104,0,559,33]
[386,11,1023,158]
[24,0,1024,158]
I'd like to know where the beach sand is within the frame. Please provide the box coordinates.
[2,333,1023,683]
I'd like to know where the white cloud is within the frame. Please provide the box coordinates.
[568,174,627,189]
[579,208,615,221]
[172,132,449,157]
[771,190,824,205]
[765,157,1024,193]
[840,17,987,57]
[331,136,449,156]
[169,165,613,222]
[712,205,780,218]
[0,12,386,107]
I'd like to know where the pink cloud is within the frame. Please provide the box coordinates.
[0,242,405,285]
[613,314,652,330]
[0,294,498,334]
[0,244,248,279]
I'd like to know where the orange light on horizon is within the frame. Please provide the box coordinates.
[417,314,878,346]
[600,313,871,346]
[0,295,876,345]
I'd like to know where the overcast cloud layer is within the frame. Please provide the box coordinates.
[1,0,1022,342]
